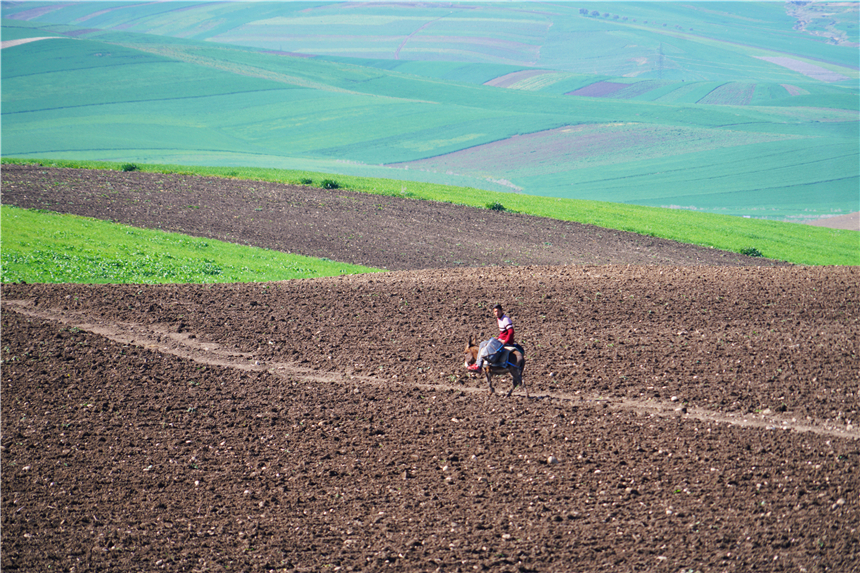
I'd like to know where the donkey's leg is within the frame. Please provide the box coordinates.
[486,372,495,395]
[508,372,527,398]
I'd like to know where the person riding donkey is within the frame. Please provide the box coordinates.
[467,304,524,372]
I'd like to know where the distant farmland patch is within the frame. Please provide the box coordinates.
[569,81,772,104]
[652,82,721,104]
[605,80,671,100]
[213,13,549,64]
[391,123,799,177]
[781,84,809,96]
[756,56,851,82]
[484,69,558,89]
[401,35,540,64]
[698,83,756,105]
[752,106,858,123]
[4,4,60,19]
[566,81,629,97]
[0,37,61,49]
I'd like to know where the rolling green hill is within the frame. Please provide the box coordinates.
[5,2,857,76]
[2,2,857,223]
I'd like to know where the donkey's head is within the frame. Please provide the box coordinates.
[464,336,479,368]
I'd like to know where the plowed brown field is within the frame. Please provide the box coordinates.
[2,166,858,572]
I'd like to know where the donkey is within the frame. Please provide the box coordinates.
[464,337,528,398]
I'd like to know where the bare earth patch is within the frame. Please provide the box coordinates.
[484,69,559,89]
[0,37,63,49]
[755,56,850,83]
[803,211,860,231]
[1,166,857,572]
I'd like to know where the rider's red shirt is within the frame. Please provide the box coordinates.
[497,315,514,345]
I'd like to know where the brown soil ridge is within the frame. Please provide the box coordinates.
[0,164,784,270]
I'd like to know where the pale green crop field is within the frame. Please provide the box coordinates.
[2,2,857,227]
[3,32,855,221]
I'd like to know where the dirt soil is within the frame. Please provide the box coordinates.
[804,212,860,232]
[2,165,858,572]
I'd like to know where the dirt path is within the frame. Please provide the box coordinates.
[5,298,856,441]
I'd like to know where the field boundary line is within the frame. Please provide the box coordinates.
[4,299,857,441]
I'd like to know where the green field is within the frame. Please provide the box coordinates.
[0,205,382,284]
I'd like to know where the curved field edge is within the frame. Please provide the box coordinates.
[0,205,382,285]
[3,158,857,266]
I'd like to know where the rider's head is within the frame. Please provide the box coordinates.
[492,304,504,319]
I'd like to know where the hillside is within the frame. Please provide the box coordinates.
[1,164,785,269]
[2,2,857,221]
[4,2,858,73]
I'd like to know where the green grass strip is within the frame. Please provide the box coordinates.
[3,158,858,266]
[1,205,381,284]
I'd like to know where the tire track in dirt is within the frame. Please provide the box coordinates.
[6,298,856,441]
